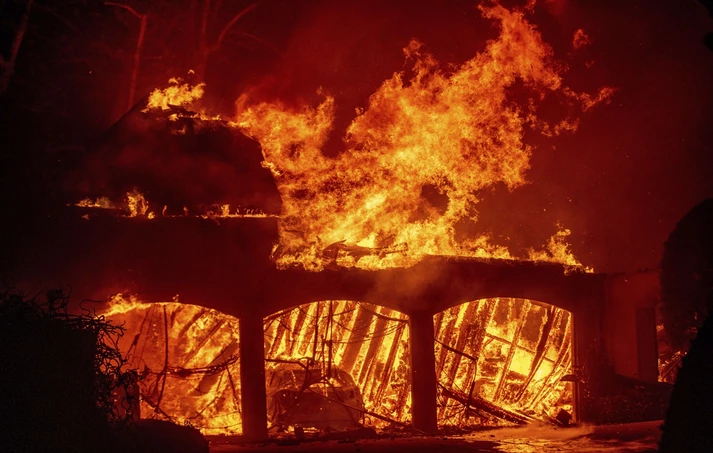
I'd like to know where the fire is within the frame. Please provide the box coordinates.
[104,295,572,433]
[78,4,605,273]
[144,76,205,112]
[264,301,411,429]
[126,189,150,217]
[75,196,113,209]
[76,189,269,220]
[435,298,573,426]
[528,227,593,273]
[102,295,243,434]
[234,4,609,271]
[103,297,412,434]
[86,2,599,435]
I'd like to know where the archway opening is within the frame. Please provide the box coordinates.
[263,301,411,433]
[102,295,242,434]
[435,298,574,428]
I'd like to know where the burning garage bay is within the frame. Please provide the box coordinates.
[63,1,618,439]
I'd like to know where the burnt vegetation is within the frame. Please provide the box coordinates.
[0,289,136,452]
[0,289,210,453]
[659,198,713,452]
[660,198,713,354]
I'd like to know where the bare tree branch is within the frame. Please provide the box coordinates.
[0,0,35,95]
[106,2,148,109]
[35,4,84,38]
[210,2,258,53]
[236,31,280,54]
[105,1,143,19]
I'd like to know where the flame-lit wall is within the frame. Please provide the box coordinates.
[602,271,660,382]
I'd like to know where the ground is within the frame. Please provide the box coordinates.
[208,420,661,453]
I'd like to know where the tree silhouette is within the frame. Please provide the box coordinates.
[660,198,713,353]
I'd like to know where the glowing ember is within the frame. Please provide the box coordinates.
[435,298,573,427]
[102,295,243,435]
[264,301,411,429]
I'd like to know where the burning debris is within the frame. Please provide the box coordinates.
[264,301,411,431]
[435,298,573,427]
[103,296,243,434]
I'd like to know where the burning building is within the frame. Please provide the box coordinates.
[1,1,671,442]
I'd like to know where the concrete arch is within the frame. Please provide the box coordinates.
[101,300,244,433]
[434,297,575,426]
[270,257,604,318]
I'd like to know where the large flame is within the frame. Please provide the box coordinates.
[75,4,609,272]
[233,4,610,271]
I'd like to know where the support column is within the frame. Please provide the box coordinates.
[239,312,268,441]
[572,288,605,424]
[409,311,438,433]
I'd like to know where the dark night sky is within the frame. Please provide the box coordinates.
[1,0,712,274]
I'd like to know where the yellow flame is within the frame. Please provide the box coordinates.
[435,298,573,426]
[102,295,243,434]
[145,77,205,111]
[126,190,149,217]
[75,197,114,209]
[234,4,607,271]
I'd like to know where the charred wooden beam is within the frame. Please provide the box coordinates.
[439,385,532,425]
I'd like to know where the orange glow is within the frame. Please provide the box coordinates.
[435,298,573,427]
[233,4,608,271]
[102,295,243,435]
[264,301,411,429]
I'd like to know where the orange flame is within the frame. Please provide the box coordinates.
[102,295,243,434]
[234,4,609,271]
[436,298,573,426]
[144,77,205,111]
